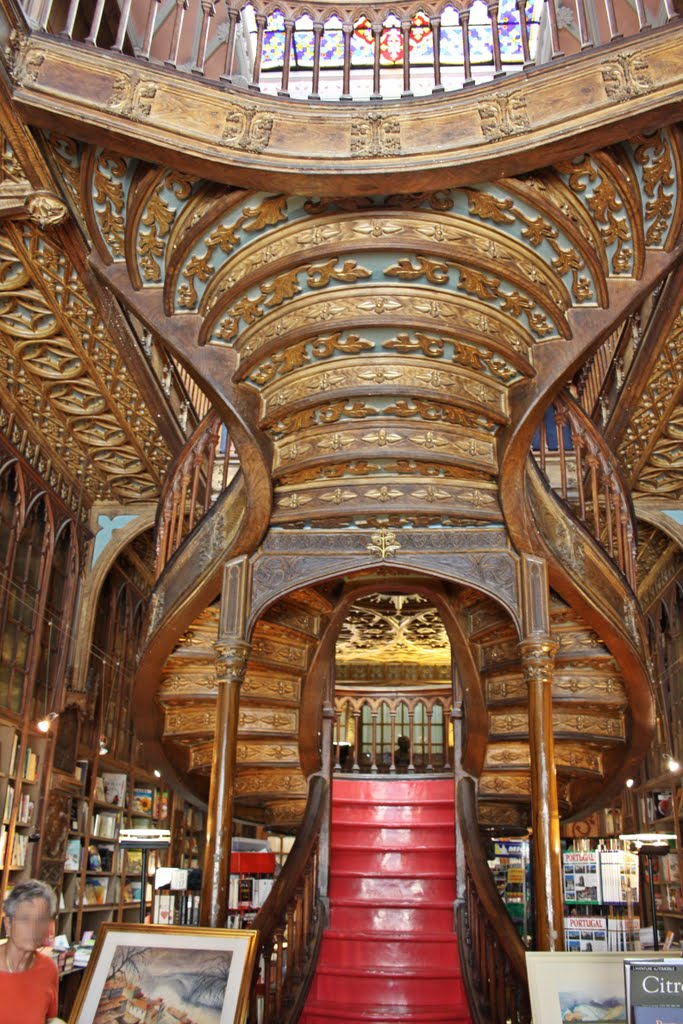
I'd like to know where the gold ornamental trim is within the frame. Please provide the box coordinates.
[8,29,683,196]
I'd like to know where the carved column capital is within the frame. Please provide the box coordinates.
[215,639,251,684]
[518,637,558,686]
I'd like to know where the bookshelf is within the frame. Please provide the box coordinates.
[48,754,175,943]
[170,795,206,872]
[488,836,532,945]
[0,722,47,892]
[635,772,683,946]
[227,847,276,928]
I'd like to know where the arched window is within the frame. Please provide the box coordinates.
[32,521,78,723]
[0,495,50,713]
[0,463,21,630]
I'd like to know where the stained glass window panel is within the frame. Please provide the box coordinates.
[257,0,544,73]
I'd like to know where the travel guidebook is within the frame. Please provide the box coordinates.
[625,959,683,1024]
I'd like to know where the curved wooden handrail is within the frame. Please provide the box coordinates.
[457,776,530,1024]
[154,409,238,579]
[25,0,678,102]
[532,388,637,590]
[250,773,328,1024]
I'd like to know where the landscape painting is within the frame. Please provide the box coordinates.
[69,923,258,1024]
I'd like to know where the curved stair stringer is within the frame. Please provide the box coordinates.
[497,267,682,813]
[523,460,653,808]
[102,257,276,799]
[134,474,253,800]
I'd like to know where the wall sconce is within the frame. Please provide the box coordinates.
[37,711,59,734]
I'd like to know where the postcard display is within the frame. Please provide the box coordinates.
[489,838,533,944]
[563,844,641,951]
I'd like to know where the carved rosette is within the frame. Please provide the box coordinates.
[518,637,558,686]
[215,640,251,685]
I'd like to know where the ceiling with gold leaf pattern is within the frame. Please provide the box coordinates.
[336,593,451,664]
[0,120,182,516]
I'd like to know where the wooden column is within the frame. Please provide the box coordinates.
[520,554,564,951]
[200,556,251,927]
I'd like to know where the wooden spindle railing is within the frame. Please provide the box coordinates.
[456,776,531,1024]
[22,0,679,103]
[249,774,327,1024]
[532,389,637,590]
[333,693,451,774]
[155,410,238,578]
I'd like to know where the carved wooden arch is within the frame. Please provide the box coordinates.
[249,571,504,779]
[247,529,521,634]
[70,506,156,692]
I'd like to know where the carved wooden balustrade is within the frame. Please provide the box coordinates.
[249,774,327,1024]
[532,389,637,590]
[333,692,451,774]
[456,776,531,1024]
[23,0,678,101]
[155,409,238,577]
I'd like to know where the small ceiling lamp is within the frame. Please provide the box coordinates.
[667,756,680,773]
[625,778,634,788]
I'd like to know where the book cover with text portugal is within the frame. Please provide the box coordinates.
[625,959,683,1024]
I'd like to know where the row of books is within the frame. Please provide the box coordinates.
[65,840,154,875]
[7,735,40,782]
[228,874,275,909]
[563,849,640,904]
[563,914,641,952]
[2,786,34,825]
[153,891,202,926]
[653,850,680,884]
[3,830,31,869]
[94,773,166,817]
[92,812,118,838]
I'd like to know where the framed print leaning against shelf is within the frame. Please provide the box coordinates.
[69,922,258,1024]
[526,951,682,1024]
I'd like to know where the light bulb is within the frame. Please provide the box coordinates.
[625,778,634,788]
[37,711,58,733]
[668,757,680,772]
[153,770,161,778]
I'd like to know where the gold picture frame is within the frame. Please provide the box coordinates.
[68,922,258,1024]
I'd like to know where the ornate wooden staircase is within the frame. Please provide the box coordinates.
[4,5,682,1018]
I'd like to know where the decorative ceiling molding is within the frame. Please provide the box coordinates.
[6,27,683,195]
[336,592,451,665]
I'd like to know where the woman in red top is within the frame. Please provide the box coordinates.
[0,879,58,1024]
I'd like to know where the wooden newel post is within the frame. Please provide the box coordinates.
[520,554,564,951]
[201,556,251,927]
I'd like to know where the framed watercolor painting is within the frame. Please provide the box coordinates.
[526,951,682,1024]
[68,922,259,1024]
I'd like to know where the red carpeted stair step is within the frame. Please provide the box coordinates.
[329,897,454,931]
[310,965,466,1005]
[328,871,455,902]
[318,930,459,970]
[302,1001,471,1024]
[300,777,472,1024]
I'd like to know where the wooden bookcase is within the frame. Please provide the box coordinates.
[51,752,175,944]
[0,719,47,893]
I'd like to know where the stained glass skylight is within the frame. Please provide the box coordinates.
[254,0,544,73]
